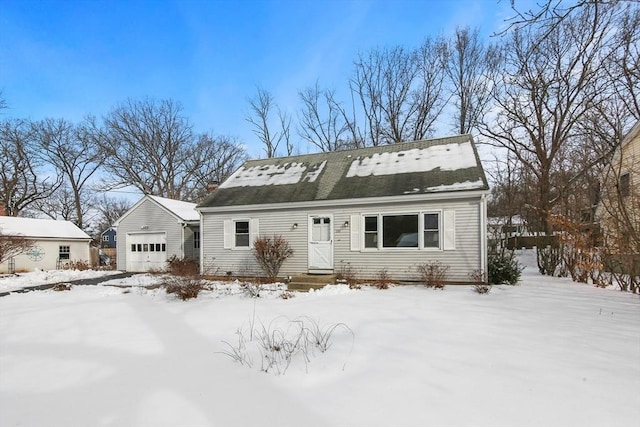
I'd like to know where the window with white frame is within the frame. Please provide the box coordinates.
[102,235,109,242]
[423,213,440,248]
[59,245,70,260]
[224,219,258,249]
[235,220,250,247]
[193,231,200,249]
[360,211,443,250]
[364,216,378,248]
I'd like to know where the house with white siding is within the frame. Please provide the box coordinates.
[0,217,92,273]
[197,134,490,283]
[114,195,200,272]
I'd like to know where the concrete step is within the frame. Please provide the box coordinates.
[288,274,336,291]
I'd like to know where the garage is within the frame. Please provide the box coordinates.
[125,232,167,272]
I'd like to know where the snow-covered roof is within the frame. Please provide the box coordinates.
[0,217,91,240]
[199,134,488,208]
[147,195,199,222]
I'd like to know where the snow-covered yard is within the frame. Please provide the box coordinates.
[1,254,639,427]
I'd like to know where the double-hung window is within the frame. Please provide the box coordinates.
[364,216,379,248]
[235,220,250,248]
[224,219,257,249]
[423,213,440,248]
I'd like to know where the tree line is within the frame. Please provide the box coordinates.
[0,98,247,236]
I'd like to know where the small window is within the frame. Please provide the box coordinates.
[423,213,440,248]
[194,231,200,249]
[161,243,166,252]
[149,244,155,252]
[364,216,378,248]
[235,221,250,247]
[102,235,109,242]
[131,244,136,252]
[137,244,142,252]
[59,245,70,260]
[143,244,148,252]
[620,173,630,197]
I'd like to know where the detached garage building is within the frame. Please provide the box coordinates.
[0,217,92,273]
[114,195,200,272]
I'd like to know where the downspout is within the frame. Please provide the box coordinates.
[180,222,186,259]
[480,194,487,275]
[199,211,204,275]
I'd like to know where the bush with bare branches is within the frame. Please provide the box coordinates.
[416,261,449,289]
[253,235,294,283]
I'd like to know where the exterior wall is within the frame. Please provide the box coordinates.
[598,127,640,254]
[201,196,485,282]
[116,198,193,271]
[0,239,91,273]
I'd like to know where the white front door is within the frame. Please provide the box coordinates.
[308,215,333,271]
[126,232,167,272]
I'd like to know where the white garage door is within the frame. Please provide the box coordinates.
[126,232,167,272]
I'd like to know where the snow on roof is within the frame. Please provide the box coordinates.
[148,195,199,221]
[421,179,486,193]
[0,217,91,240]
[346,141,477,178]
[220,161,326,189]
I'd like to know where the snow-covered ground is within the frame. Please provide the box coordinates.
[1,252,639,427]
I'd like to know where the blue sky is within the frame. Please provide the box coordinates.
[0,0,517,158]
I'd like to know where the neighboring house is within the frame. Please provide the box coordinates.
[101,227,117,249]
[114,195,200,272]
[597,121,640,257]
[0,217,92,273]
[197,135,489,283]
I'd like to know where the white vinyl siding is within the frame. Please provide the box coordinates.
[201,197,483,282]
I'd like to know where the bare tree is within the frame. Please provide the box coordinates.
[31,117,104,229]
[483,3,618,236]
[350,38,447,146]
[298,83,356,152]
[187,133,248,202]
[93,195,132,236]
[0,118,62,216]
[0,229,34,264]
[411,37,449,140]
[444,27,501,134]
[246,87,292,157]
[97,98,246,201]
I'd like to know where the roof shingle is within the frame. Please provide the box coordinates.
[198,135,488,208]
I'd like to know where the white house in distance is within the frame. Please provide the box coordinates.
[114,195,200,272]
[0,216,92,273]
[197,134,489,283]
